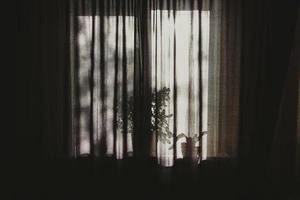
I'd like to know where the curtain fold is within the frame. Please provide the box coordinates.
[269,5,300,180]
[205,0,241,159]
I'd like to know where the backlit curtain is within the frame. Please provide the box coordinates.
[70,0,138,159]
[69,0,240,166]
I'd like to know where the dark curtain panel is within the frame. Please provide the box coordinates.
[15,0,72,199]
[16,0,70,159]
[239,0,300,198]
[268,3,300,184]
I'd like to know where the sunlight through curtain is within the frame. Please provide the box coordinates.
[150,8,210,166]
[70,0,239,167]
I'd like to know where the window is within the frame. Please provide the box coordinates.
[77,15,135,158]
[150,10,210,166]
[71,1,221,166]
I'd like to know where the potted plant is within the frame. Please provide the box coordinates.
[177,133,199,159]
[150,87,173,156]
[116,88,173,157]
[177,131,206,161]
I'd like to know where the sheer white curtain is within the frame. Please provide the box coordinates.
[150,9,210,166]
[70,0,239,166]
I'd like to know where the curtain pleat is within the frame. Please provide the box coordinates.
[218,0,241,158]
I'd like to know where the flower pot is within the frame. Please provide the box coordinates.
[181,138,198,159]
